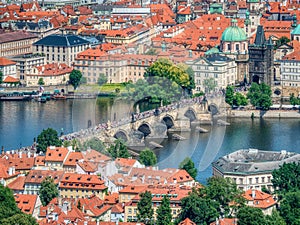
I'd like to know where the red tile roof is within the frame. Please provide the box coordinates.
[25,170,64,184]
[35,156,45,166]
[8,175,26,191]
[179,218,196,225]
[0,57,16,66]
[210,218,237,225]
[64,152,83,167]
[45,147,69,162]
[59,173,107,191]
[243,190,276,209]
[34,63,73,77]
[3,76,19,83]
[15,194,38,215]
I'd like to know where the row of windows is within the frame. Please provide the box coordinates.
[232,176,272,185]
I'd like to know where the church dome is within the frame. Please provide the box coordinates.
[221,19,247,42]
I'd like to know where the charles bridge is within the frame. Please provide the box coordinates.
[63,96,225,146]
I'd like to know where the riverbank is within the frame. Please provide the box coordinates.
[227,109,300,118]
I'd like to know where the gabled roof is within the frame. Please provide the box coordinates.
[179,218,196,225]
[25,170,64,184]
[3,76,19,83]
[0,57,16,66]
[64,152,83,167]
[8,175,26,190]
[243,189,276,209]
[14,194,38,215]
[45,146,69,162]
[33,34,89,47]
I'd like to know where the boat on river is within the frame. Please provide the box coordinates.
[0,92,31,101]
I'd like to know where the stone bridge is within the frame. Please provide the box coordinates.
[66,97,223,145]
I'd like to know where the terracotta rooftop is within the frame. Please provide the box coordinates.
[0,30,37,43]
[8,175,26,191]
[14,194,38,215]
[59,173,107,191]
[64,152,83,167]
[25,170,64,184]
[0,57,16,66]
[33,63,73,77]
[243,189,276,209]
[45,146,69,162]
[3,76,19,83]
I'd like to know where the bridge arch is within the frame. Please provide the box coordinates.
[208,103,219,116]
[161,115,175,129]
[113,129,129,142]
[138,123,152,138]
[184,107,197,121]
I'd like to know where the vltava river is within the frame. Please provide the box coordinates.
[0,98,299,183]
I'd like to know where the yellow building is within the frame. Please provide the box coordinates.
[59,173,107,199]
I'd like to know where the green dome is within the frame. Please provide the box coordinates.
[205,46,220,55]
[221,23,247,42]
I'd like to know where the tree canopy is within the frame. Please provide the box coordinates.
[69,70,82,90]
[279,191,300,225]
[37,128,62,153]
[0,184,37,225]
[272,162,300,195]
[289,93,300,106]
[137,191,154,224]
[126,59,195,104]
[139,148,157,166]
[39,177,59,206]
[38,78,45,85]
[247,83,272,110]
[108,139,131,159]
[179,157,197,179]
[225,86,248,107]
[82,137,105,153]
[177,189,219,225]
[201,177,245,216]
[156,195,172,225]
[237,206,266,225]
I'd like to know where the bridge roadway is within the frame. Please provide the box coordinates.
[62,96,219,145]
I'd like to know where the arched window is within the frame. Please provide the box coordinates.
[227,43,231,51]
[236,44,240,51]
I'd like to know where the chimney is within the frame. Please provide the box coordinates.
[27,151,31,158]
[8,167,13,176]
[252,189,256,199]
[19,151,22,158]
[67,146,73,152]
[84,221,88,225]
[96,219,100,225]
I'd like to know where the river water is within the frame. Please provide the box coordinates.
[0,98,299,184]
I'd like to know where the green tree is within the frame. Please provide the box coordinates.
[38,78,45,85]
[69,70,82,90]
[247,83,272,110]
[39,177,59,206]
[272,162,300,195]
[144,58,194,96]
[145,48,157,55]
[178,190,218,225]
[233,92,248,106]
[0,184,21,220]
[237,206,266,225]
[1,213,38,225]
[137,191,154,224]
[156,195,172,225]
[0,184,37,225]
[108,139,131,159]
[83,137,105,152]
[179,157,197,179]
[275,36,290,49]
[289,93,300,106]
[0,71,3,84]
[203,77,217,93]
[225,86,235,106]
[279,191,300,225]
[139,148,157,166]
[202,177,245,216]
[265,210,286,225]
[63,138,82,151]
[98,74,108,86]
[37,128,62,153]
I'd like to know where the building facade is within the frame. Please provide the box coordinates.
[212,149,300,191]
[33,34,90,66]
[0,31,38,57]
[187,54,237,93]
